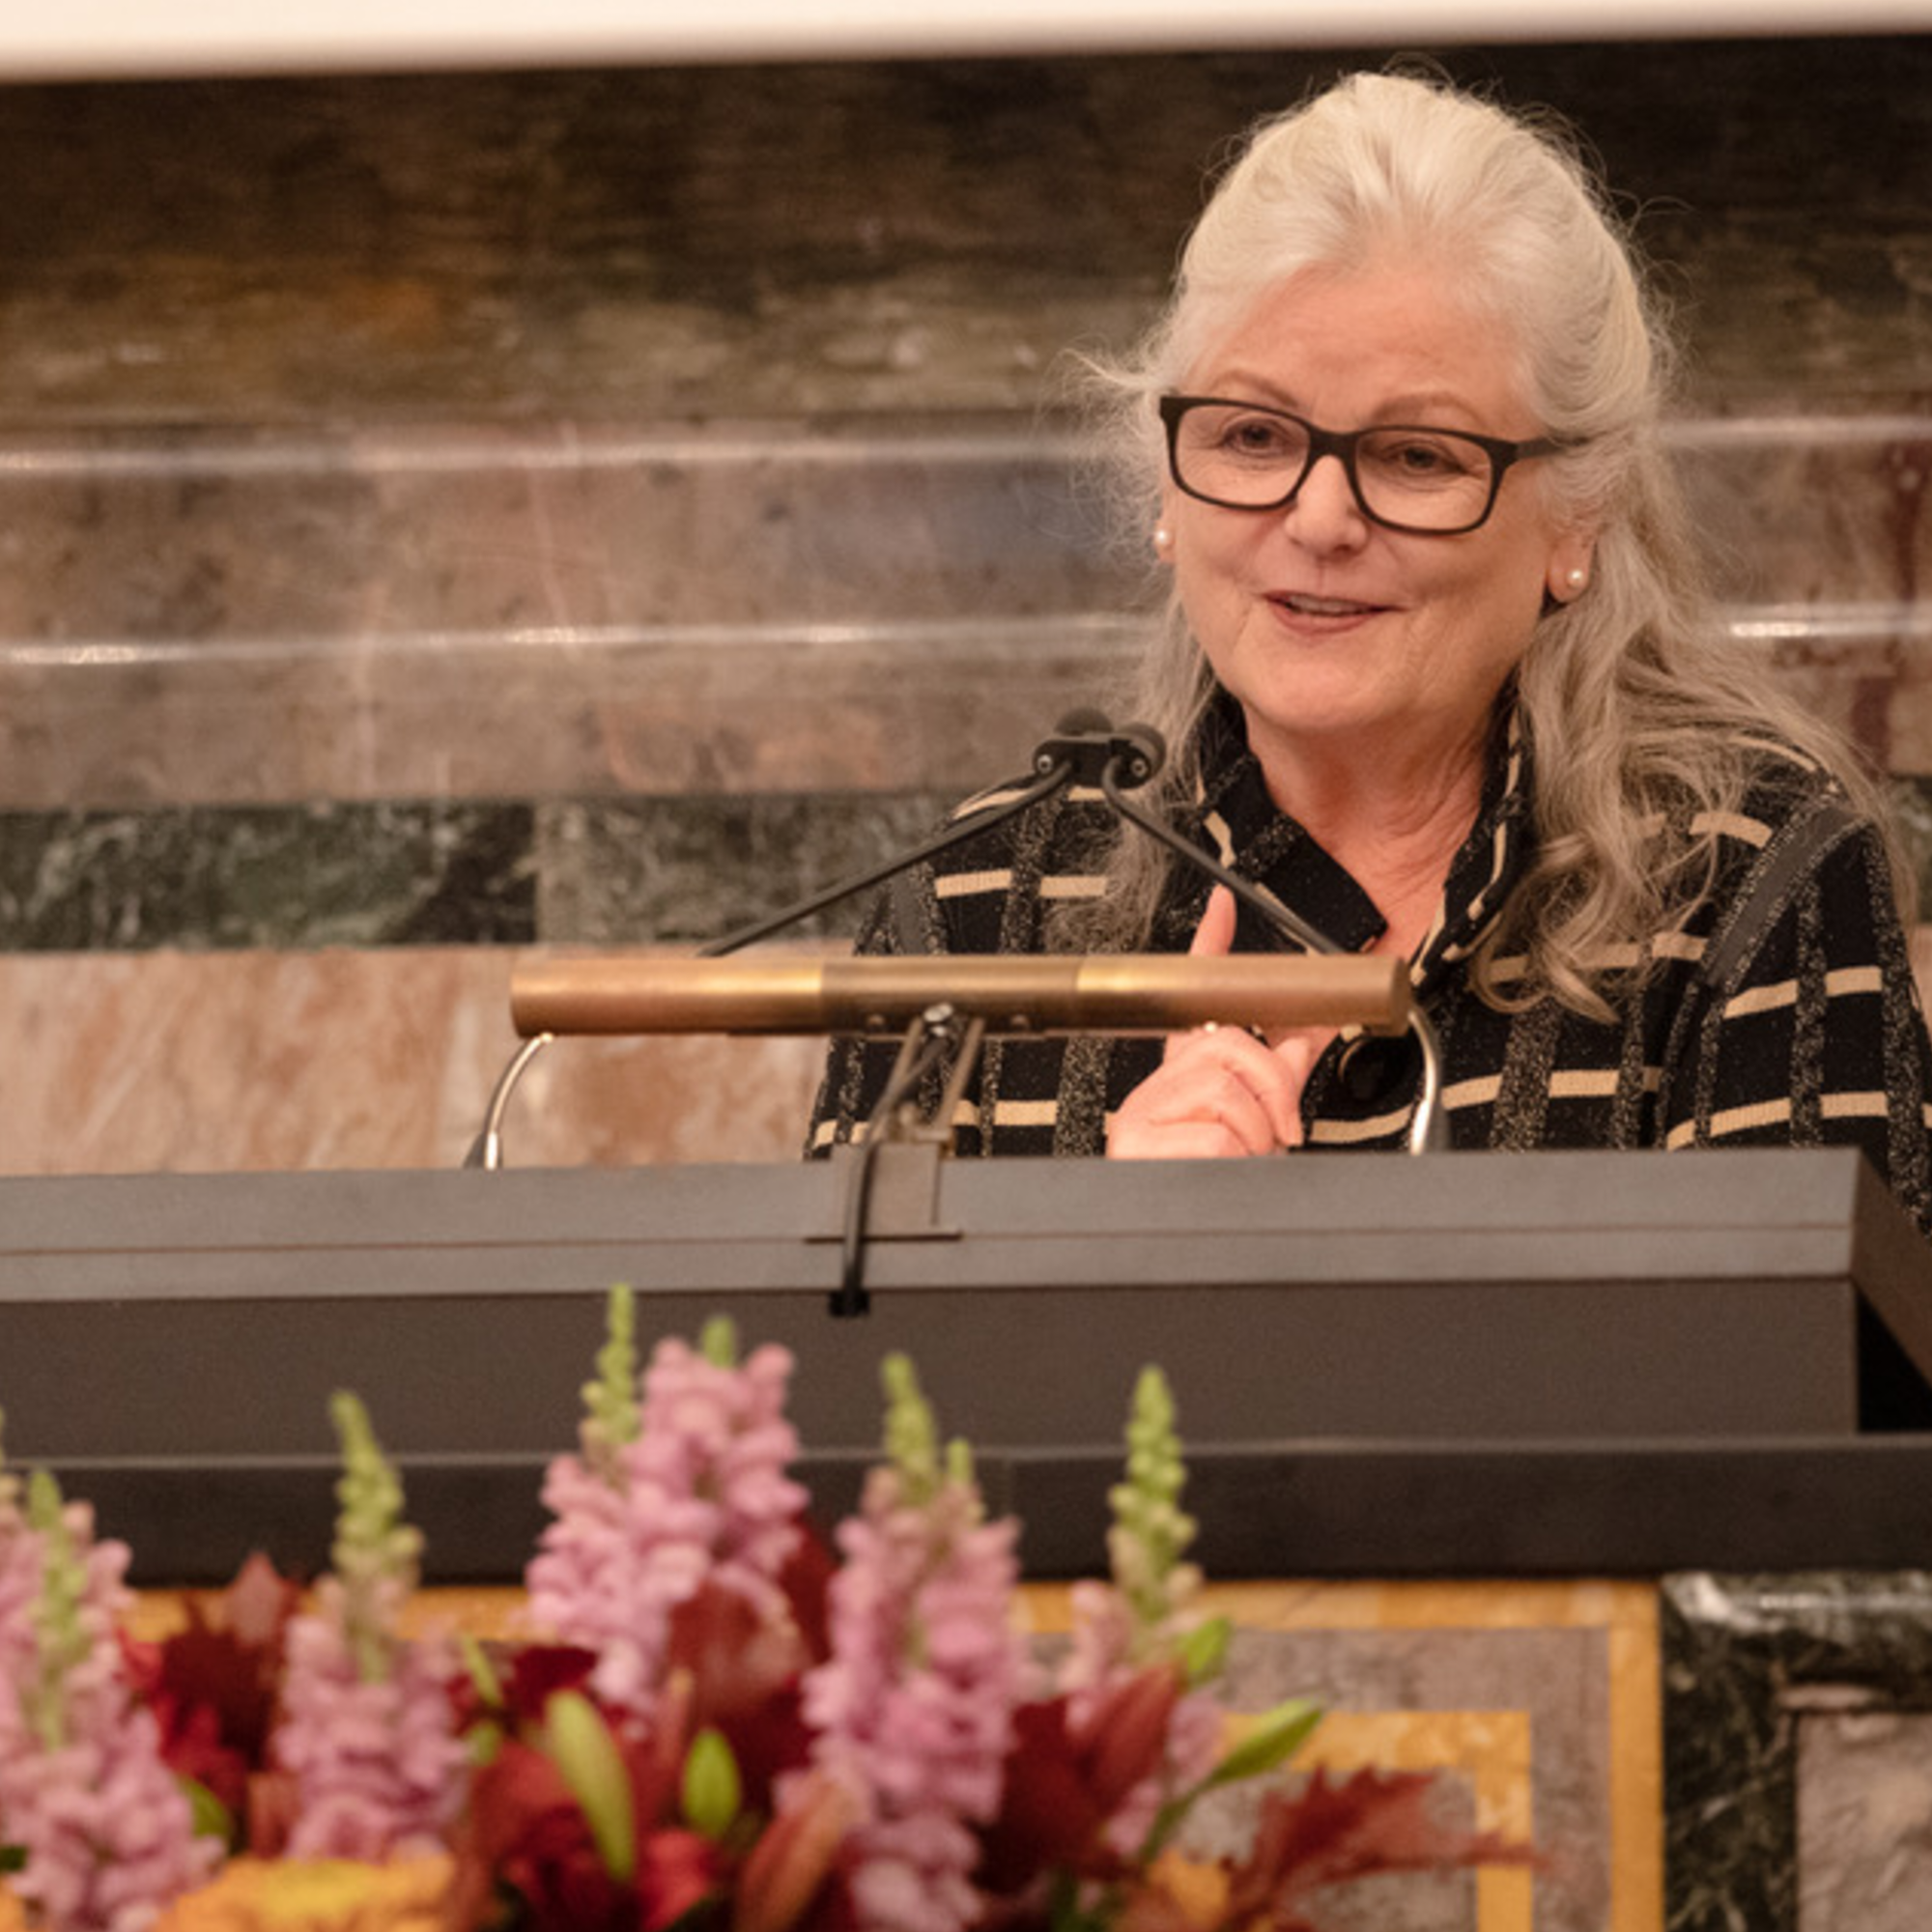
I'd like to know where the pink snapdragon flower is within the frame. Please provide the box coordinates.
[0,1449,220,1932]
[526,1307,809,1729]
[271,1394,468,1859]
[798,1355,1025,1932]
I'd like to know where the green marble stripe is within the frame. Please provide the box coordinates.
[0,802,536,951]
[0,781,1925,955]
[533,791,956,945]
[0,792,962,952]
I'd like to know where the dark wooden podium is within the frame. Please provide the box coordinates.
[3,1147,1930,1583]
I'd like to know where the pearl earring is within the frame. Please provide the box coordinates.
[1153,526,1173,553]
[1565,567,1587,591]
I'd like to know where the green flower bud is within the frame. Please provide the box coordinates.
[582,1287,641,1480]
[1109,1368,1201,1643]
[881,1354,942,1506]
[1203,1697,1323,1790]
[327,1392,420,1682]
[545,1690,638,1883]
[682,1726,743,1840]
[25,1468,86,1751]
[698,1316,739,1369]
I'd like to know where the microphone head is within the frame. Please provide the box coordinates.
[1032,711,1163,788]
[1109,722,1166,789]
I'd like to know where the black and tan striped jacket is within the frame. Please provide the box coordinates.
[809,696,1932,1239]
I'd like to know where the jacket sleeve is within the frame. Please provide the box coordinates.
[1662,813,1932,1236]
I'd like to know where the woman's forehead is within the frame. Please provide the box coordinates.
[1186,264,1535,430]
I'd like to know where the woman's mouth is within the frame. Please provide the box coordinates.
[1274,592,1381,618]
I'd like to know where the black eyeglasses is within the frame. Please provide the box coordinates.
[1158,394,1568,536]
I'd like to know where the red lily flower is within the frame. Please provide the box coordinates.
[123,1551,302,1846]
[975,1664,1183,1897]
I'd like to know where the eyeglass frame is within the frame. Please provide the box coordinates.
[1156,392,1570,536]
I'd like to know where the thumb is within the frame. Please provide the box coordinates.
[1189,884,1238,957]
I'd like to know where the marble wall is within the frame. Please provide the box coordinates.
[1663,1573,1932,1932]
[0,35,1927,1174]
[5,45,1927,1932]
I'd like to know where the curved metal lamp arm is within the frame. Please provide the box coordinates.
[1406,1005,1446,1154]
[462,1031,553,1172]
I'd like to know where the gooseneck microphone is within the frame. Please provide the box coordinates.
[691,711,1156,962]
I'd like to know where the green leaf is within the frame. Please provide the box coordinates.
[1137,1697,1325,1865]
[1,1843,26,1875]
[459,1630,503,1708]
[682,1726,743,1839]
[1045,1866,1108,1932]
[545,1690,638,1884]
[180,1776,234,1845]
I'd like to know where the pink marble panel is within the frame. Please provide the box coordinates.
[2,935,1929,1180]
[0,947,825,1176]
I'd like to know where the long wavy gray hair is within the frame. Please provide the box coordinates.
[1054,69,1898,1017]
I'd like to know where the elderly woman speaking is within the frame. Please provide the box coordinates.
[810,70,1932,1236]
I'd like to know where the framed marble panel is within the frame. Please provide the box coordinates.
[1662,1572,1932,1932]
[128,1578,1662,1932]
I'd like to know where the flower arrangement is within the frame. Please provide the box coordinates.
[0,1293,1526,1932]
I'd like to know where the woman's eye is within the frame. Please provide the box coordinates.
[1369,435,1479,482]
[1222,416,1297,457]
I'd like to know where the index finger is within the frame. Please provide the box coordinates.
[1189,883,1238,957]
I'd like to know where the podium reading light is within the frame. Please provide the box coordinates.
[467,715,1445,1167]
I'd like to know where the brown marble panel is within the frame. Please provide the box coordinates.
[1680,417,1931,610]
[6,606,1926,812]
[0,422,1127,645]
[0,43,1926,424]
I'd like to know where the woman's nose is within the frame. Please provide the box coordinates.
[1282,452,1369,549]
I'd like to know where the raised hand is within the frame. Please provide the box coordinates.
[1104,886,1321,1159]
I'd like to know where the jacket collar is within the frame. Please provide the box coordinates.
[1175,687,1534,992]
